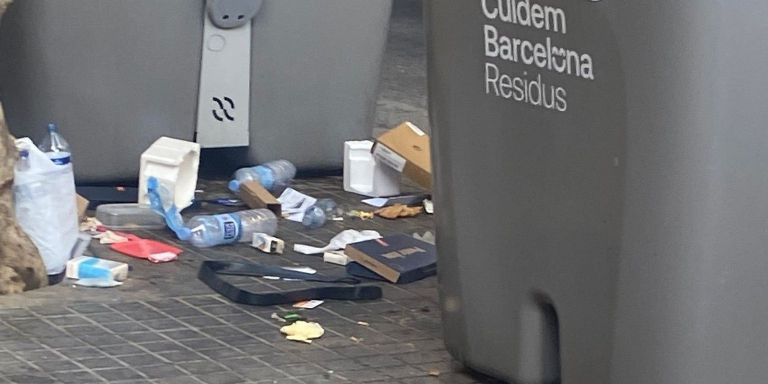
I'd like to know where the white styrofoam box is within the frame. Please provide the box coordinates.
[138,137,201,210]
[343,140,401,197]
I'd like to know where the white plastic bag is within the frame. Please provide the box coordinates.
[13,138,78,275]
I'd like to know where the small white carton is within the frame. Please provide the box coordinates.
[252,233,285,254]
[66,256,129,281]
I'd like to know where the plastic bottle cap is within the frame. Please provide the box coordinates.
[147,176,159,189]
[228,180,240,192]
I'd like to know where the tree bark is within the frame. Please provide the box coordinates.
[0,0,49,294]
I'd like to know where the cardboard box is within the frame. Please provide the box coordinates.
[373,122,432,189]
[76,194,89,221]
[239,181,281,216]
[344,234,437,284]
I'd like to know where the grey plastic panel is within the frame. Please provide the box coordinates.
[428,1,768,383]
[0,0,392,182]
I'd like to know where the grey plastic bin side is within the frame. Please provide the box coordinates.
[0,0,392,182]
[428,1,768,384]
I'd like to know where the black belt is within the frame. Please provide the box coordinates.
[198,260,383,306]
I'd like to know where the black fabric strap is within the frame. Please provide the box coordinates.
[198,260,383,306]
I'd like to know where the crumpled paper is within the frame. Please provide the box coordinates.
[280,321,324,343]
[93,231,129,245]
[293,229,381,255]
[278,188,317,222]
[79,217,103,233]
[347,210,374,220]
[375,204,423,219]
[148,252,179,263]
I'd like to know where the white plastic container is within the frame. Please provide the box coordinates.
[343,140,400,197]
[138,137,200,210]
[96,203,166,230]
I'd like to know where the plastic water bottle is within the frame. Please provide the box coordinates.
[146,176,190,240]
[228,160,296,193]
[16,150,30,172]
[302,198,338,229]
[186,209,278,248]
[38,123,71,165]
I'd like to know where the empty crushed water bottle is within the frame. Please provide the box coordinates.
[186,209,278,248]
[302,199,339,229]
[38,123,71,165]
[228,160,296,193]
[16,149,30,172]
[146,177,190,240]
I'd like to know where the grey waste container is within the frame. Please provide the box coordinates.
[0,0,391,182]
[428,1,768,383]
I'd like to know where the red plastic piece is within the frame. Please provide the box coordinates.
[110,238,182,260]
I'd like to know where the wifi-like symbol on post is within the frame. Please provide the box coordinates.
[211,96,235,122]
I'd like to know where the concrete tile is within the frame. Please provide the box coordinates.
[121,332,165,343]
[101,321,150,333]
[153,376,206,384]
[181,316,227,328]
[196,371,247,384]
[177,361,228,375]
[39,336,87,349]
[85,312,131,323]
[255,353,306,367]
[156,349,206,363]
[59,347,105,360]
[233,366,287,381]
[5,373,56,384]
[97,343,144,356]
[178,338,227,351]
[68,304,113,314]
[36,359,82,373]
[137,341,185,353]
[160,329,207,340]
[117,354,163,367]
[93,367,144,381]
[141,318,188,331]
[135,364,187,379]
[277,363,327,377]
[121,309,167,321]
[50,370,106,383]
[79,334,126,347]
[40,315,86,328]
[78,356,123,370]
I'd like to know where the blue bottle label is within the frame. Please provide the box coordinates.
[47,152,71,165]
[215,214,241,243]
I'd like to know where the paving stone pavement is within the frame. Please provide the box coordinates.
[0,2,504,382]
[0,177,501,384]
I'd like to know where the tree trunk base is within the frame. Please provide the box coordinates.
[0,0,50,294]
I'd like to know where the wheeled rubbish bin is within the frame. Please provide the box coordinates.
[428,1,768,383]
[0,0,392,182]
